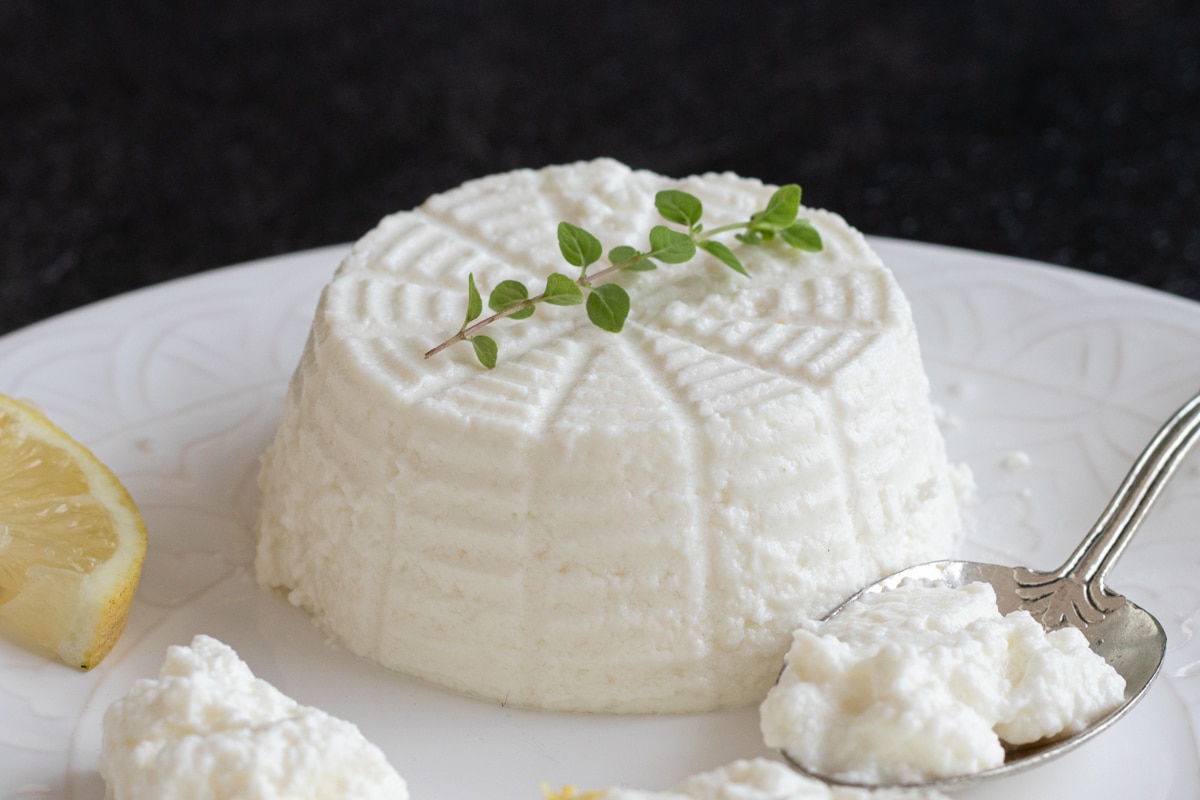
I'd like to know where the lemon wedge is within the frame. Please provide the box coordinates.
[541,784,606,800]
[0,393,147,669]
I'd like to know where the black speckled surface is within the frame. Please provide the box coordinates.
[3,1,1199,337]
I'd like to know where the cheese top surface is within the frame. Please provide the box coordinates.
[255,159,966,713]
[759,582,1126,785]
[577,758,948,800]
[99,635,408,800]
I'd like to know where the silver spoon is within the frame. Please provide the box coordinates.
[780,389,1200,791]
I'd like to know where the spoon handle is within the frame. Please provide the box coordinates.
[1058,390,1200,589]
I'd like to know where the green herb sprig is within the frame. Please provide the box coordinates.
[424,184,823,368]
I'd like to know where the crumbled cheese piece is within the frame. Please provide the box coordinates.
[550,758,949,799]
[760,582,1126,784]
[99,635,408,800]
[1002,451,1033,470]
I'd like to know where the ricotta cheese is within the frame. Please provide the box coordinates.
[759,581,1126,784]
[554,758,949,799]
[255,158,966,713]
[99,635,408,800]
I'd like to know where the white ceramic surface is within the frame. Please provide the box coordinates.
[1,239,1199,799]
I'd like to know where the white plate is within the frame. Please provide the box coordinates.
[2,240,1200,800]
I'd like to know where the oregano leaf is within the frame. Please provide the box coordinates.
[609,245,639,264]
[586,283,630,332]
[781,219,823,252]
[463,272,483,329]
[609,245,654,272]
[543,272,584,306]
[751,184,801,231]
[471,335,498,369]
[655,189,703,228]
[489,279,535,319]
[558,222,602,268]
[699,240,749,277]
[648,225,696,264]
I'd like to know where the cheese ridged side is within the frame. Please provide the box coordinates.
[255,159,965,712]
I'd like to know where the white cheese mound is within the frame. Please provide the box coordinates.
[760,581,1126,784]
[255,158,966,713]
[99,635,408,800]
[575,757,949,799]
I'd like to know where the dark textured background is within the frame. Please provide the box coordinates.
[4,1,1199,337]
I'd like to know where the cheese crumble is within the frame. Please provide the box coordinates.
[760,582,1126,784]
[99,635,408,800]
[546,758,950,799]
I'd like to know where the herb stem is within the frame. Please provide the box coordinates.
[423,253,646,360]
[425,183,820,367]
[700,221,751,237]
[424,296,543,359]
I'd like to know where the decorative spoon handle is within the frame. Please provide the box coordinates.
[1059,390,1200,590]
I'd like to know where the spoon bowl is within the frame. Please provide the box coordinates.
[779,389,1200,790]
[793,560,1168,791]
